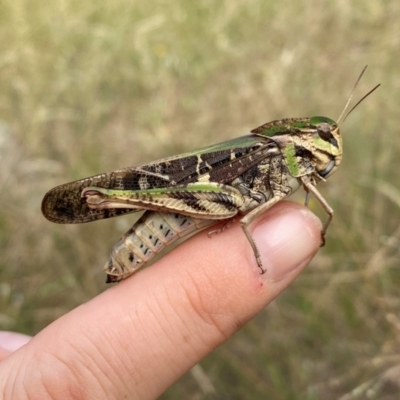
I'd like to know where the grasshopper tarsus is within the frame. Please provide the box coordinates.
[259,260,267,274]
[320,232,326,247]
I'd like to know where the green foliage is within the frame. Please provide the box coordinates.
[0,0,399,398]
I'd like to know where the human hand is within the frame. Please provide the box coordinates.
[0,201,321,399]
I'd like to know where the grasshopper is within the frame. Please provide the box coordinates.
[42,67,379,283]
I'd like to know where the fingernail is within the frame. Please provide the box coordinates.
[0,331,31,352]
[250,205,322,281]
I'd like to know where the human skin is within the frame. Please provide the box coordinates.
[0,201,322,399]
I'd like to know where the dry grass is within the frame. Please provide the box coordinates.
[0,0,399,398]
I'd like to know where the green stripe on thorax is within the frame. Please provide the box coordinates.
[282,143,299,176]
[251,117,311,138]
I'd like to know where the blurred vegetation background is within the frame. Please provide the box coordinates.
[0,0,399,398]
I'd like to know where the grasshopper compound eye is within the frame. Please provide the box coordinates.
[317,122,334,141]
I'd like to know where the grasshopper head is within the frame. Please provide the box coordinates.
[252,116,343,179]
[309,116,343,179]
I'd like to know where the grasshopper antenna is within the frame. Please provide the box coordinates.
[337,65,380,128]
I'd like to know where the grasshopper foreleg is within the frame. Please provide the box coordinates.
[300,176,334,247]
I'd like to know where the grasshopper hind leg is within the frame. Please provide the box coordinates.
[207,218,236,237]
